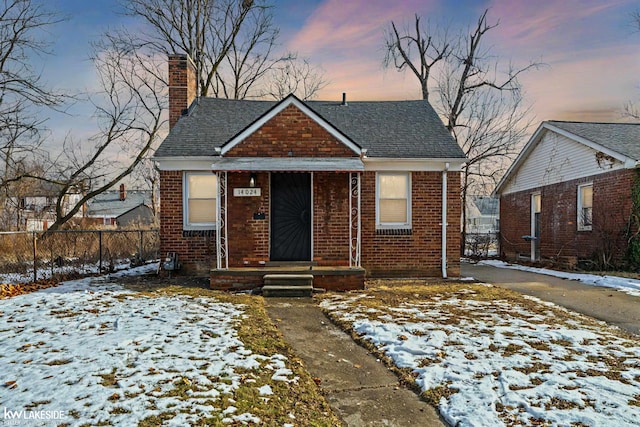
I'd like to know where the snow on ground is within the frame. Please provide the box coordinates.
[477,259,640,297]
[321,289,640,427]
[0,265,297,426]
[0,259,142,285]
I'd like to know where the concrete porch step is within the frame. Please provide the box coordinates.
[262,274,313,297]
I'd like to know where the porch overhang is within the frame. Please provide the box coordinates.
[211,157,365,172]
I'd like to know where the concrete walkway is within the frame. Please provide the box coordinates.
[462,262,640,336]
[264,298,445,427]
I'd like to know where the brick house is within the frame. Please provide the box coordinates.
[153,54,466,290]
[494,120,640,268]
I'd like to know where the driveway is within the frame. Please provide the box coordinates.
[462,261,640,336]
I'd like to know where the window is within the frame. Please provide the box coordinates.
[577,183,593,231]
[184,172,217,229]
[376,172,411,228]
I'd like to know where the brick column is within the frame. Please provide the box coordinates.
[168,54,197,130]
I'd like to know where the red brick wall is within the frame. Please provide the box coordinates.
[159,170,216,274]
[360,171,461,277]
[500,169,636,266]
[226,105,358,158]
[313,173,351,265]
[227,172,270,266]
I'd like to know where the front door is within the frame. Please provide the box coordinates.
[270,173,312,261]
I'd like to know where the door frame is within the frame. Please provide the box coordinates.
[531,192,541,261]
[268,172,314,261]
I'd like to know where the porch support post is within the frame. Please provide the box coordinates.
[349,172,361,268]
[216,171,228,270]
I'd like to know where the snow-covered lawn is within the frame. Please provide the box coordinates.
[320,282,640,427]
[0,265,337,426]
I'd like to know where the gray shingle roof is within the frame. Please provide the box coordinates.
[154,97,465,159]
[86,190,152,217]
[548,120,640,161]
[472,196,499,216]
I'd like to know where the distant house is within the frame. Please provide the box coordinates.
[494,121,640,267]
[85,184,155,227]
[2,181,82,231]
[152,54,466,290]
[465,196,499,234]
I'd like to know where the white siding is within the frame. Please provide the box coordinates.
[501,131,624,195]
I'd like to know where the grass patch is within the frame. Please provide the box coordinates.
[122,284,342,426]
[44,358,72,366]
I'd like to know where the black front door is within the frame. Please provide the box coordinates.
[270,172,311,261]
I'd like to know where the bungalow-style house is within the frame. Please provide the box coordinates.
[154,54,466,290]
[494,120,640,268]
[85,184,156,228]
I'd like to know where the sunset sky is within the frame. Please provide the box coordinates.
[44,0,640,142]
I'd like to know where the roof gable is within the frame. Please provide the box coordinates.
[222,94,360,156]
[494,121,639,195]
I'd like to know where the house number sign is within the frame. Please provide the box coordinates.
[233,188,261,197]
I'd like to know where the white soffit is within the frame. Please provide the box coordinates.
[363,158,465,171]
[210,157,365,172]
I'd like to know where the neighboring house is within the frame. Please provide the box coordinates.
[153,54,466,290]
[494,120,640,267]
[465,196,499,234]
[3,181,82,231]
[85,185,155,227]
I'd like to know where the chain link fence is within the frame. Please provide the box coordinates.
[0,229,159,284]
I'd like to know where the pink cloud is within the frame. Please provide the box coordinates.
[288,0,437,55]
[520,42,640,121]
[486,0,631,51]
[287,0,441,100]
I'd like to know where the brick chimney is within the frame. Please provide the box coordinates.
[168,54,197,130]
[119,183,126,201]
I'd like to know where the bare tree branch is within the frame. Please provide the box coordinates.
[43,34,166,232]
[265,54,328,100]
[120,0,269,97]
[383,8,541,254]
[383,14,450,100]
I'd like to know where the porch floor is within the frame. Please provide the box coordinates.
[210,266,366,292]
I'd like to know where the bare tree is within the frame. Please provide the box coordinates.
[383,14,450,100]
[384,9,539,255]
[266,55,328,100]
[624,10,640,119]
[120,0,272,97]
[0,0,68,214]
[39,33,166,232]
[211,3,283,99]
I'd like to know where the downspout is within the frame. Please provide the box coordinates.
[442,163,450,279]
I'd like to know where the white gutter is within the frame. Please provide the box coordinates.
[442,163,449,279]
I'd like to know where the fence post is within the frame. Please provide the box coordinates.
[50,234,54,279]
[32,231,37,283]
[139,230,144,262]
[98,230,103,273]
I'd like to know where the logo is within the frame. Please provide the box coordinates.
[3,407,66,425]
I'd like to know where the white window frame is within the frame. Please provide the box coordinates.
[183,171,217,230]
[375,172,412,229]
[577,183,593,231]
